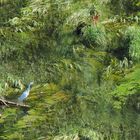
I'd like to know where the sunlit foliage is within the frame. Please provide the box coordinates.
[0,0,140,139]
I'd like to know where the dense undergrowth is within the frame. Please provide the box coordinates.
[0,0,140,140]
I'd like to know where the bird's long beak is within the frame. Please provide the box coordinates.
[30,82,34,85]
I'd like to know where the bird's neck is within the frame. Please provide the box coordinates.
[27,85,31,91]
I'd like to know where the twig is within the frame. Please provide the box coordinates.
[0,99,30,108]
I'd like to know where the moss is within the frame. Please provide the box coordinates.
[111,65,140,109]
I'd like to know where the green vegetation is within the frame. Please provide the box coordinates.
[0,0,140,139]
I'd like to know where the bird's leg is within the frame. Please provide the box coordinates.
[18,100,23,105]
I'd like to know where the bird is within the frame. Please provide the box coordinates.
[18,82,33,102]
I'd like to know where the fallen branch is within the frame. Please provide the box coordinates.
[0,99,30,108]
